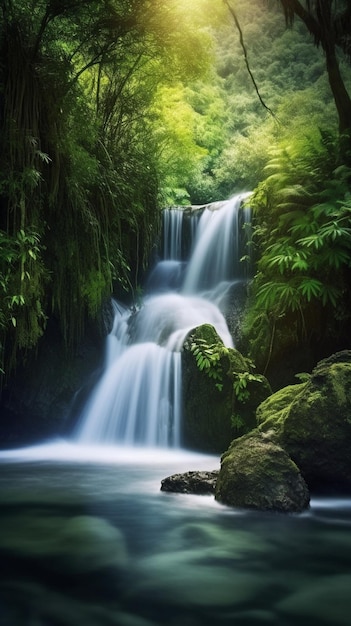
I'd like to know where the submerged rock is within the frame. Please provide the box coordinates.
[0,512,128,573]
[161,470,219,495]
[276,574,351,625]
[215,430,310,512]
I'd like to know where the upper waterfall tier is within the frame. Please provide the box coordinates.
[181,194,251,293]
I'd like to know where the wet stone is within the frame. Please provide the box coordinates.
[161,470,219,494]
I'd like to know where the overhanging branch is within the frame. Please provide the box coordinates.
[223,0,276,119]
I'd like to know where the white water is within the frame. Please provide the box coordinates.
[163,208,184,260]
[183,196,251,293]
[74,192,251,447]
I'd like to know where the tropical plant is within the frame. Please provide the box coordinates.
[190,338,226,391]
[0,0,210,377]
[241,129,351,371]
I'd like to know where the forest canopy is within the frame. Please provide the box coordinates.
[0,0,350,379]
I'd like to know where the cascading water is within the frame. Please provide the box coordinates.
[74,192,251,447]
[163,208,184,260]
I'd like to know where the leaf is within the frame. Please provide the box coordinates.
[291,257,309,271]
[298,278,323,301]
[36,150,52,164]
[320,284,340,307]
[322,248,351,269]
[297,234,325,249]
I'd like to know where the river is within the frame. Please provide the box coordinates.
[0,442,350,626]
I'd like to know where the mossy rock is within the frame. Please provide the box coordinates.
[181,324,271,453]
[256,383,306,439]
[256,350,351,491]
[215,430,309,512]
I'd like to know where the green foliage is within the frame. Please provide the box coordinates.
[230,412,245,431]
[0,0,211,375]
[231,368,263,431]
[190,335,263,414]
[233,371,261,403]
[0,227,48,371]
[255,139,351,314]
[241,128,351,369]
[158,0,343,201]
[190,338,226,391]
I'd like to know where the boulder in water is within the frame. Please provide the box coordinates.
[215,430,310,512]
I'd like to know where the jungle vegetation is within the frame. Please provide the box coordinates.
[0,0,350,382]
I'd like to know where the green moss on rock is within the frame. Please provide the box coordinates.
[215,430,309,512]
[256,383,306,438]
[256,350,351,491]
[181,324,271,453]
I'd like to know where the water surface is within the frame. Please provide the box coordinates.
[0,443,350,626]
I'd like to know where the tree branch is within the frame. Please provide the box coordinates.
[223,0,276,119]
[279,0,322,45]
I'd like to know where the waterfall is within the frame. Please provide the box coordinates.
[183,195,252,294]
[163,208,184,260]
[74,192,251,448]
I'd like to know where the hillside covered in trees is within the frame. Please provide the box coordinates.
[0,0,350,410]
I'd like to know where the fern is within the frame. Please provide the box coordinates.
[190,338,225,387]
[233,371,263,403]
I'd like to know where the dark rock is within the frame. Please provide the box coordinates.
[161,470,219,495]
[215,430,310,512]
[0,316,104,448]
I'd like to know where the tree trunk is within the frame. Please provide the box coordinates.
[279,1,351,158]
[325,47,351,152]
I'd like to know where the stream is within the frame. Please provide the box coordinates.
[1,443,351,626]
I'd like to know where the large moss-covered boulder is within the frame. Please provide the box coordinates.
[257,350,351,491]
[181,324,271,453]
[215,430,309,512]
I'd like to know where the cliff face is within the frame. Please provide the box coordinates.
[0,319,103,448]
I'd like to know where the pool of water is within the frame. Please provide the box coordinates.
[0,442,350,626]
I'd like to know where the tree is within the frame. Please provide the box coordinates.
[277,1,351,155]
[223,0,351,157]
[0,0,209,375]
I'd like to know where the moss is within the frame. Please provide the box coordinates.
[215,430,309,512]
[182,324,271,453]
[256,382,306,435]
[329,363,351,408]
[224,347,248,375]
[253,351,351,490]
[190,323,224,347]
